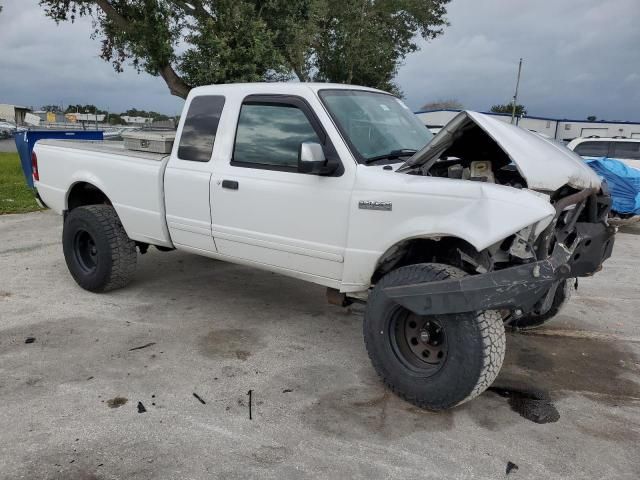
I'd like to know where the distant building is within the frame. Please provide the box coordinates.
[72,113,106,122]
[121,116,153,125]
[415,109,640,142]
[0,103,32,125]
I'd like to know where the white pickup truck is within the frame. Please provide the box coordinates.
[33,83,616,410]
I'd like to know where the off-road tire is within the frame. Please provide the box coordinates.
[63,205,137,292]
[364,263,506,410]
[507,279,572,331]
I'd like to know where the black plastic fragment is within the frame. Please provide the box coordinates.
[129,342,156,351]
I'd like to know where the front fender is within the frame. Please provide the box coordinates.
[340,178,555,291]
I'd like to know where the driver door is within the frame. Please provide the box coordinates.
[211,95,354,281]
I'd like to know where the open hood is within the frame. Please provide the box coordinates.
[398,111,602,191]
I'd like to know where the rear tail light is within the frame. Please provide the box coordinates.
[31,151,39,182]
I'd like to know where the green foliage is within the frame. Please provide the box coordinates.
[122,108,169,121]
[314,0,450,95]
[491,103,527,116]
[0,153,43,215]
[41,104,62,113]
[420,99,464,110]
[64,104,107,114]
[107,113,126,125]
[39,0,450,97]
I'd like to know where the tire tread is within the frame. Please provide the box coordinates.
[363,263,506,410]
[65,205,136,292]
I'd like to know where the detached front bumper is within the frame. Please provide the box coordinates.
[384,190,616,316]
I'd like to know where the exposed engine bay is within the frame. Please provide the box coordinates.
[427,158,526,189]
[415,121,528,188]
[398,110,603,193]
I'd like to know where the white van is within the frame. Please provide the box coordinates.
[567,137,640,169]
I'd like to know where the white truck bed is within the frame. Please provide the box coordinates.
[38,139,168,162]
[35,139,173,247]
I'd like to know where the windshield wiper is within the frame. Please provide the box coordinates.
[364,149,417,165]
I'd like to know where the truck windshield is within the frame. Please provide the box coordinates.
[319,89,433,164]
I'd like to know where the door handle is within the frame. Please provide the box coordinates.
[221,180,239,190]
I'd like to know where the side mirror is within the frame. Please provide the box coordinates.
[298,142,338,175]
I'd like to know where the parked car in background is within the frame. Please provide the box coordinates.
[568,137,640,222]
[567,137,640,169]
[0,121,17,139]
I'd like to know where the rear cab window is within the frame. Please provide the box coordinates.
[177,95,226,162]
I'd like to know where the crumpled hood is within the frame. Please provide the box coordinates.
[398,111,602,191]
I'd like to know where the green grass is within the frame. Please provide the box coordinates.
[0,152,43,214]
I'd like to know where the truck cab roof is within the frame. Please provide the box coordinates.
[188,82,387,98]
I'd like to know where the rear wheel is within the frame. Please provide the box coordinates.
[63,205,137,292]
[364,263,506,410]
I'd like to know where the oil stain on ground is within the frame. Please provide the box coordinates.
[485,331,640,430]
[488,386,560,424]
[199,328,266,361]
[500,332,640,403]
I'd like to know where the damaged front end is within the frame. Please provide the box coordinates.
[386,111,616,317]
[384,187,615,316]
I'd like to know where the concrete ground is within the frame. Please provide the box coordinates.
[1,211,639,480]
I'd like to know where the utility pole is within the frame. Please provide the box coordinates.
[511,58,523,124]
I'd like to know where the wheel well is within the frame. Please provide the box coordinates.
[371,237,487,284]
[67,182,111,211]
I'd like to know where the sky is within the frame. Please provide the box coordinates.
[1,0,639,121]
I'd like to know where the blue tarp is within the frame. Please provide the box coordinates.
[15,130,103,188]
[585,157,640,215]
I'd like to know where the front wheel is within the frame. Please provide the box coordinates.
[363,263,506,410]
[62,205,137,292]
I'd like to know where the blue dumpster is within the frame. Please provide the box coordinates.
[15,130,103,188]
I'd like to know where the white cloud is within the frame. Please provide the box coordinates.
[397,0,640,121]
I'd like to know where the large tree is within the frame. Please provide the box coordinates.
[40,0,450,98]
[420,98,464,110]
[491,103,527,116]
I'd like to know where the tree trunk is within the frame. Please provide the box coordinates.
[158,64,191,99]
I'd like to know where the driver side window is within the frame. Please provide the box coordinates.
[232,103,320,169]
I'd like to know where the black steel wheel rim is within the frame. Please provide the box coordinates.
[389,308,448,376]
[73,229,98,273]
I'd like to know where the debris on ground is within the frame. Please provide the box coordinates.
[193,393,206,404]
[106,397,128,408]
[24,337,35,344]
[137,402,147,413]
[128,342,156,351]
[506,461,519,475]
[282,389,293,393]
[489,387,560,424]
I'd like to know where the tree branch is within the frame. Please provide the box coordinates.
[94,0,191,98]
[158,63,191,99]
[94,0,130,31]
